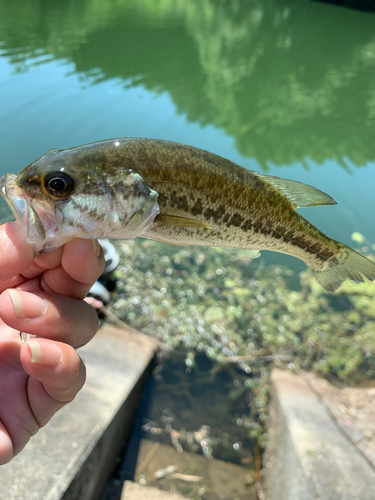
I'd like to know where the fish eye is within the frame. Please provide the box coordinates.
[43,172,75,199]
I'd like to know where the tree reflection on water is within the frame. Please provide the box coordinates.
[1,0,375,168]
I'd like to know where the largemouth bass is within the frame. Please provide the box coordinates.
[1,137,374,292]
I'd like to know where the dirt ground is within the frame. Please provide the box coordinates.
[305,372,375,468]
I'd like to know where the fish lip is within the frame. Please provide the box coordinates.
[0,174,46,252]
[0,174,28,227]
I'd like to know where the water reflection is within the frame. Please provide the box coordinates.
[1,0,375,167]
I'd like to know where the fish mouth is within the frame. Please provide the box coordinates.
[0,174,47,252]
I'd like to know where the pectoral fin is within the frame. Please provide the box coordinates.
[155,214,217,229]
[259,175,337,208]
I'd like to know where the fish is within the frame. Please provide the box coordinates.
[1,137,375,292]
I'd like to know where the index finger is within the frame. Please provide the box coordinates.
[0,223,35,281]
[41,239,105,299]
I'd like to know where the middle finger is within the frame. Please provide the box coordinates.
[0,289,99,348]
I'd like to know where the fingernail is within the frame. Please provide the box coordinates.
[8,289,48,318]
[27,340,62,365]
[92,240,101,257]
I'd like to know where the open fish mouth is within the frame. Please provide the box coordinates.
[0,174,47,252]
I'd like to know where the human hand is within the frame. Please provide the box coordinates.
[0,222,105,465]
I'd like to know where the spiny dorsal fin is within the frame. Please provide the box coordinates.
[259,175,337,208]
[40,149,61,160]
[155,214,217,229]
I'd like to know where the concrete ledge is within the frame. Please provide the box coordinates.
[265,369,375,500]
[0,325,157,500]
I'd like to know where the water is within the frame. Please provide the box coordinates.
[1,0,375,497]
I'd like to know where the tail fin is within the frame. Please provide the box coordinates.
[311,245,375,292]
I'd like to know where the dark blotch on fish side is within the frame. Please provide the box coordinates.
[241,220,253,232]
[221,213,231,224]
[171,193,190,212]
[191,199,204,216]
[227,213,245,228]
[203,205,227,223]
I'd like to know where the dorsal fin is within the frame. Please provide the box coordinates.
[259,175,337,208]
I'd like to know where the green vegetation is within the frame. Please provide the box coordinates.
[111,238,375,383]
[1,0,375,167]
